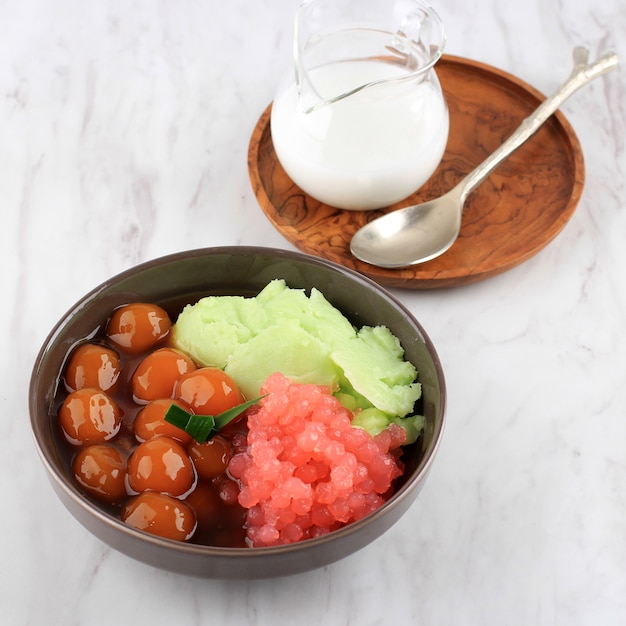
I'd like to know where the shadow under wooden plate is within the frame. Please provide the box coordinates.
[248,55,584,289]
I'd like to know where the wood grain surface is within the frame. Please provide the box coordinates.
[247,55,585,289]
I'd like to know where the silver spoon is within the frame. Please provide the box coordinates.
[350,47,619,268]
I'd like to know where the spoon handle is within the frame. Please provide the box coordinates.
[458,47,619,201]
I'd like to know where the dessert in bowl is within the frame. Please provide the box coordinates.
[29,246,445,578]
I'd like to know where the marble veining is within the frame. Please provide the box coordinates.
[1,0,625,624]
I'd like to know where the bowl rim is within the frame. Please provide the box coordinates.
[29,245,447,558]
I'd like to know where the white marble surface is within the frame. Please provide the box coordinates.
[2,0,625,624]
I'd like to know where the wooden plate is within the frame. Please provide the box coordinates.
[248,55,584,289]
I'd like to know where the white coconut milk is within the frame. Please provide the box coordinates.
[271,59,449,210]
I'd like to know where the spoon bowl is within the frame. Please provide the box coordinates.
[351,47,619,269]
[351,186,463,267]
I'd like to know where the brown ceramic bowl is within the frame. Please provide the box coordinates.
[29,246,446,579]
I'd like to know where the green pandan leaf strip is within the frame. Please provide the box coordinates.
[213,395,267,431]
[163,403,215,443]
[164,395,266,443]
[163,402,193,431]
[185,413,217,442]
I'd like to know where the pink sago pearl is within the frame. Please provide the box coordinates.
[229,373,405,547]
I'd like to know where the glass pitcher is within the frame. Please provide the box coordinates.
[270,0,448,211]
